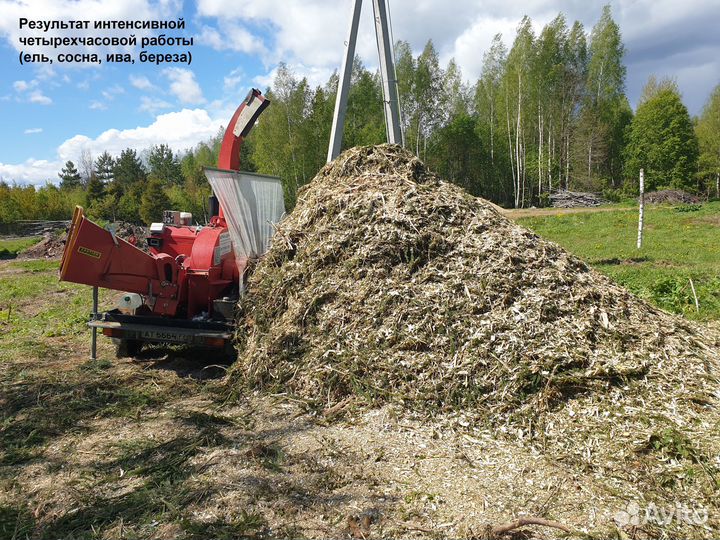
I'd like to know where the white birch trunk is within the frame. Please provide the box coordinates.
[538,108,543,200]
[565,135,570,189]
[515,73,522,208]
[505,89,516,206]
[637,168,645,249]
[489,98,495,164]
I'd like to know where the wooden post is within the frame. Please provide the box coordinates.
[637,168,644,249]
[689,278,700,313]
[91,286,98,360]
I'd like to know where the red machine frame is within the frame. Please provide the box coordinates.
[59,89,270,358]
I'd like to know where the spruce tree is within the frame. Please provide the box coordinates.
[148,144,182,185]
[58,161,82,190]
[139,179,171,224]
[94,151,115,183]
[86,174,105,203]
[113,148,147,188]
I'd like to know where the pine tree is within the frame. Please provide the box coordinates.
[113,148,147,188]
[139,179,171,224]
[86,174,105,204]
[624,79,699,191]
[427,113,485,196]
[148,144,182,185]
[58,161,82,190]
[94,151,115,184]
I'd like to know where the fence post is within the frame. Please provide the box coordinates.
[91,286,98,360]
[637,168,644,249]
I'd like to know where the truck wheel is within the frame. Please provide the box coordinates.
[116,339,143,358]
[223,342,237,362]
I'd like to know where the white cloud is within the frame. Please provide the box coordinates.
[196,0,719,114]
[101,84,125,101]
[12,77,53,104]
[89,100,107,110]
[252,64,334,91]
[57,108,221,161]
[24,128,43,134]
[196,22,265,54]
[163,67,205,104]
[13,80,30,92]
[223,68,245,93]
[196,0,365,67]
[448,16,544,82]
[0,158,59,185]
[0,108,224,185]
[129,75,156,91]
[28,90,52,105]
[139,95,173,113]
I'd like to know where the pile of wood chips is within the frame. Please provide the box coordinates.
[231,145,720,538]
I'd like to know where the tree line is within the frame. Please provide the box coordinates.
[1,5,719,225]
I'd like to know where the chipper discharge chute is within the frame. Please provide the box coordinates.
[59,89,285,358]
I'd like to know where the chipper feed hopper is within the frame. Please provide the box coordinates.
[59,89,285,358]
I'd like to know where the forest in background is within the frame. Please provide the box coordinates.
[1,5,719,224]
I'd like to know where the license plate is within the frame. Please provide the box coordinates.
[124,329,200,344]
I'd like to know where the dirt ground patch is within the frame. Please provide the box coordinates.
[692,215,720,227]
[503,205,634,218]
[2,349,681,540]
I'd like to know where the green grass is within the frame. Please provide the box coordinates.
[0,236,40,259]
[518,201,720,320]
[0,259,271,539]
[0,260,117,362]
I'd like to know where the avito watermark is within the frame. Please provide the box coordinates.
[614,501,708,527]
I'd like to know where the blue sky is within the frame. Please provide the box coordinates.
[1,0,718,185]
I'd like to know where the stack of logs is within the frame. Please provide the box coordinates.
[549,190,606,208]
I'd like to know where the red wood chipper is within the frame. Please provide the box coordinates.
[59,89,285,359]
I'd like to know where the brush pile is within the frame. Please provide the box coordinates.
[644,189,701,205]
[550,189,606,207]
[18,230,68,259]
[18,221,148,259]
[231,145,720,536]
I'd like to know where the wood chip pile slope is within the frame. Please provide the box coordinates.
[231,146,720,535]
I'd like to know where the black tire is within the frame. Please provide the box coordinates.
[116,339,143,358]
[223,342,237,362]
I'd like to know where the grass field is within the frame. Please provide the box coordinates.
[0,237,40,259]
[0,203,718,539]
[516,201,720,320]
